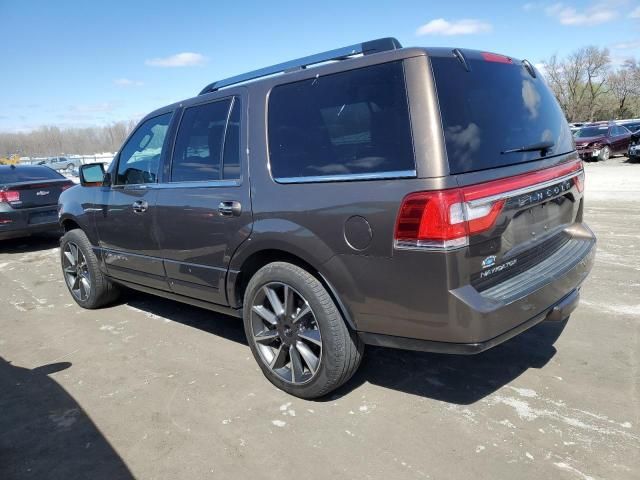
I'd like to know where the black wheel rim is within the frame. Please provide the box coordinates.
[62,242,91,301]
[250,282,322,385]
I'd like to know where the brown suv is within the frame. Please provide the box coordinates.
[58,38,595,398]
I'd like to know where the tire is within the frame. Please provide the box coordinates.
[60,229,119,309]
[67,163,75,171]
[598,146,610,161]
[243,262,363,399]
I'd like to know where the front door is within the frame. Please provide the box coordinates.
[95,112,173,290]
[154,96,252,305]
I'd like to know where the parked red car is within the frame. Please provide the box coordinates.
[574,124,633,161]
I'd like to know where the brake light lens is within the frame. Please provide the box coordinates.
[62,184,73,191]
[394,160,583,251]
[0,190,20,203]
[481,52,513,64]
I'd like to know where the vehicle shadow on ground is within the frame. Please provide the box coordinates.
[335,319,567,404]
[122,291,248,346]
[0,357,134,480]
[0,232,61,254]
[121,291,565,405]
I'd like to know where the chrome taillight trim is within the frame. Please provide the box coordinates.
[465,170,582,208]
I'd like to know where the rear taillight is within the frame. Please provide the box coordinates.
[62,184,73,191]
[0,190,20,203]
[394,160,583,251]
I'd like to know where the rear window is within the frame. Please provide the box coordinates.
[268,61,415,181]
[431,56,574,174]
[0,166,65,183]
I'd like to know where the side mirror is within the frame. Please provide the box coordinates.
[79,163,106,187]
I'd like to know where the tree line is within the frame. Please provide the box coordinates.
[0,121,136,158]
[543,46,640,122]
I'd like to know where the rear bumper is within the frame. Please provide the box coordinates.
[327,223,595,349]
[0,206,61,240]
[359,288,580,354]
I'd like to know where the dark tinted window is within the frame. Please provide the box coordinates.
[222,98,241,180]
[268,61,414,180]
[575,126,608,138]
[171,99,232,182]
[0,166,65,183]
[431,56,574,174]
[117,113,172,185]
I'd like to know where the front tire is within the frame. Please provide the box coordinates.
[598,146,610,161]
[243,262,363,399]
[60,229,119,309]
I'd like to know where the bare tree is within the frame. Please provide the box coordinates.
[608,60,640,119]
[0,121,137,158]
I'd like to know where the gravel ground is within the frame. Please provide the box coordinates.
[0,156,638,480]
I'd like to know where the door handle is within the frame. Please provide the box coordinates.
[132,200,148,213]
[218,201,241,217]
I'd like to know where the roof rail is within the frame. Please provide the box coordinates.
[198,37,402,95]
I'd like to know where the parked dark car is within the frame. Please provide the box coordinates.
[628,130,640,161]
[574,124,632,161]
[58,39,595,398]
[0,165,74,240]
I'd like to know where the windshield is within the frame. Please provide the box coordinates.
[431,55,574,174]
[575,126,608,138]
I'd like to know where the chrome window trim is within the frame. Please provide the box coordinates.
[112,179,241,190]
[465,170,582,207]
[274,169,417,184]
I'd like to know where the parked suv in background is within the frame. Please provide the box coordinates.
[38,156,77,171]
[58,38,595,398]
[574,124,632,161]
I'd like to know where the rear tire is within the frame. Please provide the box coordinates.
[243,262,363,399]
[60,229,119,309]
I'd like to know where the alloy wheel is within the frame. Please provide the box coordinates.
[62,242,91,301]
[250,282,322,384]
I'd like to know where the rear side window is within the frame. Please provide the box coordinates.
[0,166,65,183]
[431,56,574,174]
[268,61,415,181]
[171,99,232,182]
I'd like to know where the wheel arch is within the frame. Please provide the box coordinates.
[229,248,356,331]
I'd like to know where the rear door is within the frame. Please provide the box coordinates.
[430,52,582,290]
[155,95,252,305]
[95,112,173,290]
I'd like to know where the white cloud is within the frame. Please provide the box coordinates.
[145,52,207,67]
[416,18,492,36]
[522,3,538,11]
[69,102,118,114]
[545,2,618,26]
[631,6,640,17]
[114,78,144,87]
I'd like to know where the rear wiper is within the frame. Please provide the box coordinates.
[501,141,554,155]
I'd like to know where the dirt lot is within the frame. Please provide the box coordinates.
[1,157,638,480]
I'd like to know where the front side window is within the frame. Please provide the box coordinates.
[268,61,415,180]
[116,113,172,185]
[171,98,238,182]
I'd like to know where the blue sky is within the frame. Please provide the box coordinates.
[1,0,639,132]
